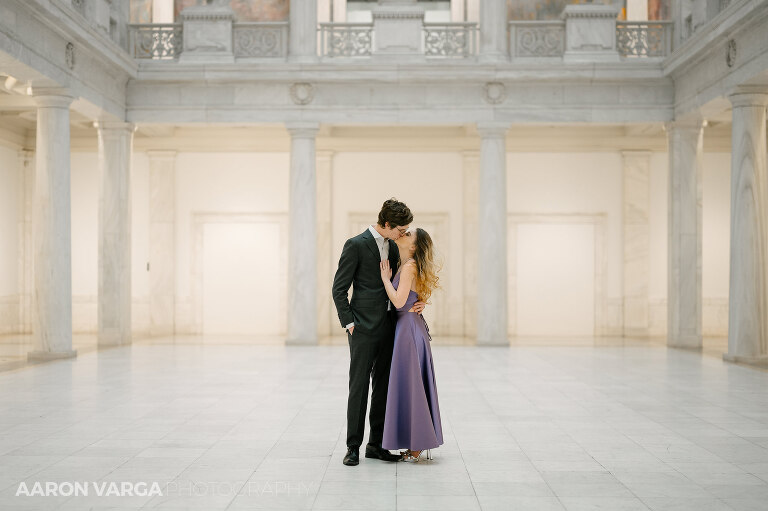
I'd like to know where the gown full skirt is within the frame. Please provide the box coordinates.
[382,273,444,451]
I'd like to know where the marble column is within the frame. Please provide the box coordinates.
[289,0,317,62]
[724,87,768,364]
[666,118,704,349]
[148,150,177,337]
[287,123,319,345]
[479,0,508,61]
[462,150,480,340]
[96,122,135,346]
[28,91,76,361]
[17,149,34,334]
[477,123,509,345]
[316,150,334,339]
[622,150,651,336]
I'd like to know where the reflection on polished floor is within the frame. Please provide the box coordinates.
[1,337,768,510]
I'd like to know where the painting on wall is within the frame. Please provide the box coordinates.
[507,0,575,20]
[507,0,627,20]
[648,0,670,19]
[130,0,153,23]
[174,0,289,21]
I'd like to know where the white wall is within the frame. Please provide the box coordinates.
[131,151,150,333]
[702,153,731,299]
[702,152,730,335]
[0,145,19,333]
[70,152,99,332]
[174,152,289,335]
[508,152,624,336]
[0,146,18,297]
[55,145,734,339]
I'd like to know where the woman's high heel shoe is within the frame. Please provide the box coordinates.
[400,449,433,462]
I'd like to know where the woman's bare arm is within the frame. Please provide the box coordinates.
[380,260,416,309]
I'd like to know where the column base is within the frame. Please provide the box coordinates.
[476,338,509,346]
[667,336,702,350]
[722,353,768,366]
[286,336,318,346]
[27,350,78,361]
[98,334,132,347]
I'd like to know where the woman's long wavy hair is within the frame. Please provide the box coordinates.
[412,228,441,304]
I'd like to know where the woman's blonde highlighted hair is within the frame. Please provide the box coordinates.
[412,228,441,303]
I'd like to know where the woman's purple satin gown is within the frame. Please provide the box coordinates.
[382,271,444,451]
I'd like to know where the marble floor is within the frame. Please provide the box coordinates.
[1,338,768,510]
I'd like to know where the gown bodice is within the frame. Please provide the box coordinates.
[392,271,419,312]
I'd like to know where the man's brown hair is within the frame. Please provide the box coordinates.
[377,198,413,228]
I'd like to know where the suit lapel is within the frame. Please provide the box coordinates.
[361,229,381,260]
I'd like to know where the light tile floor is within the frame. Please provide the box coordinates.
[1,337,768,510]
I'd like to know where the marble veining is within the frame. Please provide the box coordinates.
[29,93,76,360]
[287,123,319,345]
[97,122,135,347]
[725,90,768,363]
[2,340,768,510]
[666,119,704,350]
[477,123,509,345]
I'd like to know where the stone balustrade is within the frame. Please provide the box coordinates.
[509,16,673,61]
[616,21,674,58]
[319,23,373,58]
[423,23,478,58]
[127,5,673,62]
[129,24,183,60]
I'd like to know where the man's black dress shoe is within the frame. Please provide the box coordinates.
[343,447,359,466]
[365,444,402,462]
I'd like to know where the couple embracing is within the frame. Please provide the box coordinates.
[332,198,443,466]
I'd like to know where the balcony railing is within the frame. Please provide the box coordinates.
[128,19,674,61]
[423,23,478,58]
[508,21,566,58]
[129,24,182,60]
[616,21,674,58]
[319,23,373,57]
[233,22,288,58]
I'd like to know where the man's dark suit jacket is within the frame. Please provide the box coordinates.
[332,229,400,337]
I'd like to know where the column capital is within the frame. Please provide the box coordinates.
[94,121,136,133]
[728,85,768,108]
[146,150,178,160]
[32,89,74,109]
[664,116,705,133]
[620,150,652,158]
[476,122,510,138]
[286,122,320,138]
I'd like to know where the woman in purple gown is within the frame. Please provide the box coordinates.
[379,228,443,462]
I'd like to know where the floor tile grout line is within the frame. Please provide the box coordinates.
[223,345,330,510]
[308,360,343,511]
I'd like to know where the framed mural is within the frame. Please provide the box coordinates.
[506,0,630,20]
[174,0,289,21]
[130,0,153,23]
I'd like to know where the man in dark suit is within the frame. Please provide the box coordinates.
[332,198,424,466]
